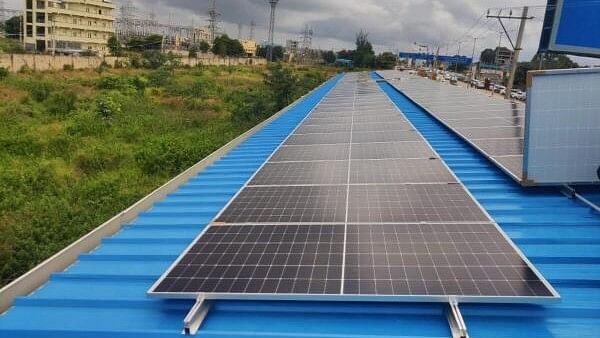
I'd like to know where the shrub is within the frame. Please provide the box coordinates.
[96,93,122,120]
[74,144,124,174]
[148,68,171,87]
[27,81,53,102]
[63,64,74,71]
[264,62,299,110]
[135,135,199,175]
[66,111,109,137]
[46,91,78,117]
[95,61,110,74]
[0,67,9,80]
[229,89,274,126]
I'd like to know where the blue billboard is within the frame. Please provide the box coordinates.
[539,0,600,57]
[398,52,472,65]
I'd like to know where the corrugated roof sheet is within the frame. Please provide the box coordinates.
[0,72,598,338]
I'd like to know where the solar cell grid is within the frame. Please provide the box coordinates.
[350,159,456,184]
[215,185,348,223]
[351,142,435,160]
[347,183,490,223]
[344,223,554,297]
[250,161,349,186]
[271,144,350,162]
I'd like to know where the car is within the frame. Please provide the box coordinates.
[450,76,458,85]
[476,81,485,89]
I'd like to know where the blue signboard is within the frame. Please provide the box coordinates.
[539,0,600,57]
[398,52,472,65]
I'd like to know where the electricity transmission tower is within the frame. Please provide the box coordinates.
[0,1,5,23]
[299,25,314,62]
[208,0,220,42]
[267,0,279,62]
[249,20,256,40]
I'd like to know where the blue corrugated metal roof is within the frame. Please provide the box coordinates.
[0,72,599,338]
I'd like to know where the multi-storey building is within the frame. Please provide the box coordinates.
[240,39,257,57]
[23,0,115,55]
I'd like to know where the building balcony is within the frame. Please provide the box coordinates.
[51,21,115,33]
[45,8,115,21]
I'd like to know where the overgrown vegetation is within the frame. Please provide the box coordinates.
[0,64,337,286]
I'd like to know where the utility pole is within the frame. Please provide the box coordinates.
[267,0,279,62]
[454,41,462,73]
[470,36,478,81]
[487,7,533,98]
[506,7,529,98]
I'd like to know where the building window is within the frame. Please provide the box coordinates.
[36,1,45,9]
[26,12,33,23]
[99,9,102,15]
[36,26,45,38]
[73,18,77,24]
[36,13,45,24]
[26,0,33,10]
[26,25,33,37]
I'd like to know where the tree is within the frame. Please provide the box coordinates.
[198,41,211,53]
[322,50,336,64]
[188,44,199,58]
[337,49,355,61]
[211,35,246,57]
[513,53,579,89]
[3,16,22,39]
[107,34,123,56]
[375,52,397,69]
[257,45,284,61]
[479,48,496,65]
[354,30,375,68]
[126,34,163,51]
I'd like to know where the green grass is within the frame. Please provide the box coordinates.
[0,64,338,286]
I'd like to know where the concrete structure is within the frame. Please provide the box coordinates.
[23,0,116,55]
[495,46,514,68]
[239,39,257,57]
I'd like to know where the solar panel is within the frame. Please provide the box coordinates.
[150,73,557,304]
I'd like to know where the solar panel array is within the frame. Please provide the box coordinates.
[381,71,526,181]
[150,73,557,302]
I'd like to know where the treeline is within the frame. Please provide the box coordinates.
[108,34,248,58]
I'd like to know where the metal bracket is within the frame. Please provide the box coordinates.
[183,295,212,336]
[446,299,469,338]
[562,185,600,214]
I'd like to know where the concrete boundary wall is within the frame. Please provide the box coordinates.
[0,54,266,72]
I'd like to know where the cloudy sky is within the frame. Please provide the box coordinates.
[5,0,597,64]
